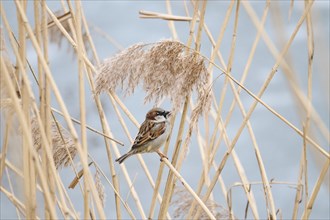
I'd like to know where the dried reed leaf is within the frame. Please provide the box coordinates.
[31,116,77,169]
[94,40,212,115]
[68,161,93,189]
[68,167,84,189]
[171,186,236,220]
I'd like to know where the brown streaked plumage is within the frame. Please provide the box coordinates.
[115,108,171,164]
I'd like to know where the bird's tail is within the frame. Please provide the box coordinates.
[115,151,134,164]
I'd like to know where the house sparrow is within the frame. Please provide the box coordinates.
[115,108,172,164]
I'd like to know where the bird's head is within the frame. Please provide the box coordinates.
[146,107,171,122]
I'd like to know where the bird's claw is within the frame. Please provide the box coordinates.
[157,150,168,162]
[160,155,168,162]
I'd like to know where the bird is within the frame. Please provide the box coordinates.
[115,107,172,164]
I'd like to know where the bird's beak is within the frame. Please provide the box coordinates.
[165,111,172,118]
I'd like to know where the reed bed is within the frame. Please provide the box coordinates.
[0,1,329,219]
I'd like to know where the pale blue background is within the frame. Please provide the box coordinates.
[1,1,329,219]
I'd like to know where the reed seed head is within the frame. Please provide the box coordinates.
[94,40,212,115]
[171,186,236,220]
[31,117,77,169]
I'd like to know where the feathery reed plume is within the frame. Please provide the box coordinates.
[31,116,77,169]
[171,186,235,220]
[94,168,106,207]
[94,40,212,114]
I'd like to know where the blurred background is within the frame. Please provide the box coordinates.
[1,1,329,219]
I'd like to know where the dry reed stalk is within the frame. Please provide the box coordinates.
[158,2,205,218]
[219,67,327,157]
[179,1,228,218]
[4,167,23,219]
[178,0,209,164]
[196,1,328,159]
[69,4,143,219]
[35,8,77,218]
[47,8,90,55]
[30,84,75,216]
[166,0,179,40]
[243,1,329,143]
[218,2,276,217]
[210,0,269,164]
[180,5,235,215]
[51,108,124,146]
[270,2,328,177]
[3,158,55,210]
[201,2,235,184]
[16,2,37,218]
[193,1,320,219]
[3,31,75,220]
[158,97,190,219]
[74,6,126,218]
[0,51,57,219]
[35,1,55,218]
[292,147,306,219]
[139,10,195,21]
[227,181,303,220]
[73,1,90,218]
[192,117,260,220]
[17,3,89,216]
[301,159,330,219]
[147,116,174,219]
[186,1,260,219]
[184,102,219,204]
[75,2,123,217]
[270,1,316,142]
[48,2,107,217]
[4,155,77,219]
[1,3,328,218]
[110,88,172,218]
[146,3,178,209]
[108,94,148,219]
[11,1,106,217]
[0,186,27,218]
[55,175,80,219]
[89,156,136,219]
[302,126,309,215]
[302,0,314,216]
[115,158,147,219]
[94,22,213,218]
[208,0,268,159]
[204,64,328,175]
[1,9,76,218]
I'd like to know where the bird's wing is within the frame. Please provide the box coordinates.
[131,121,166,149]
